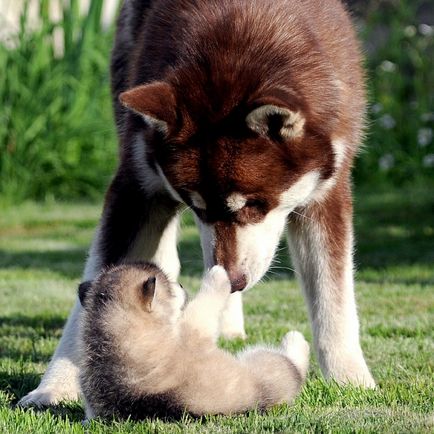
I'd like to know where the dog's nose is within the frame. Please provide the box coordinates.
[229,273,247,292]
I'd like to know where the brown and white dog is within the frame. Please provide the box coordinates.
[19,0,375,407]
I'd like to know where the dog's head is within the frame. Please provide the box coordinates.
[119,73,342,290]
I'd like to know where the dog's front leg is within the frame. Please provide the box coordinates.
[19,167,181,407]
[287,178,375,387]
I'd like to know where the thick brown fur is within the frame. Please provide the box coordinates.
[108,0,365,245]
[98,0,368,288]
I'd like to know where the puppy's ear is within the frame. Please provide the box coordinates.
[119,81,177,136]
[142,276,157,312]
[78,281,93,307]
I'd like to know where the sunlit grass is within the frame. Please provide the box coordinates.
[0,189,433,432]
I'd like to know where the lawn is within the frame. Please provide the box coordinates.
[0,189,433,433]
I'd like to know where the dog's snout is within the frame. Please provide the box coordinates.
[229,273,247,292]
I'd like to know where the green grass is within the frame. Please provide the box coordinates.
[0,189,433,433]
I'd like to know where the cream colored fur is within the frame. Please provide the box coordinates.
[81,266,310,419]
[18,206,183,407]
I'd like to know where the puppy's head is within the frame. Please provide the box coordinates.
[78,262,186,322]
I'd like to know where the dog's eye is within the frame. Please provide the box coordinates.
[236,198,268,224]
[244,199,265,209]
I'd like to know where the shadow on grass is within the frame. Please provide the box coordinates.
[0,189,432,281]
[354,189,434,278]
[0,372,78,421]
[0,248,86,279]
[0,314,66,332]
[0,365,83,422]
[0,314,67,363]
[0,371,40,403]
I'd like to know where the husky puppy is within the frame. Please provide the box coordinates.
[78,263,309,420]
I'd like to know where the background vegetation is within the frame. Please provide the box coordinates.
[355,0,434,188]
[0,0,116,203]
[0,0,433,202]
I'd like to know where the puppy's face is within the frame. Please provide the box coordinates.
[120,79,339,291]
[78,263,187,323]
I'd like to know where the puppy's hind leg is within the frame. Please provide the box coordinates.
[237,335,309,407]
[181,266,231,341]
[82,399,96,424]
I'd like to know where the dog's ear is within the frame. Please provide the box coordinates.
[141,276,157,312]
[119,81,177,136]
[246,93,306,141]
[246,105,305,141]
[78,281,93,307]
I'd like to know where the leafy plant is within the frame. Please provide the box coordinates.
[355,0,434,187]
[0,0,117,202]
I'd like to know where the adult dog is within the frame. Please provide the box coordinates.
[20,0,374,407]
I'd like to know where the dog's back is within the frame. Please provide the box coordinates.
[112,0,364,149]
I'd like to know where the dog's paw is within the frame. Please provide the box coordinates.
[326,361,376,389]
[201,266,231,295]
[320,345,376,389]
[18,386,79,408]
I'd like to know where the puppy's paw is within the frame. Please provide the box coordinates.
[220,328,247,341]
[201,266,231,295]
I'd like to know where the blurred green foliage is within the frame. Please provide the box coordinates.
[0,0,117,202]
[0,0,433,203]
[355,0,434,187]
